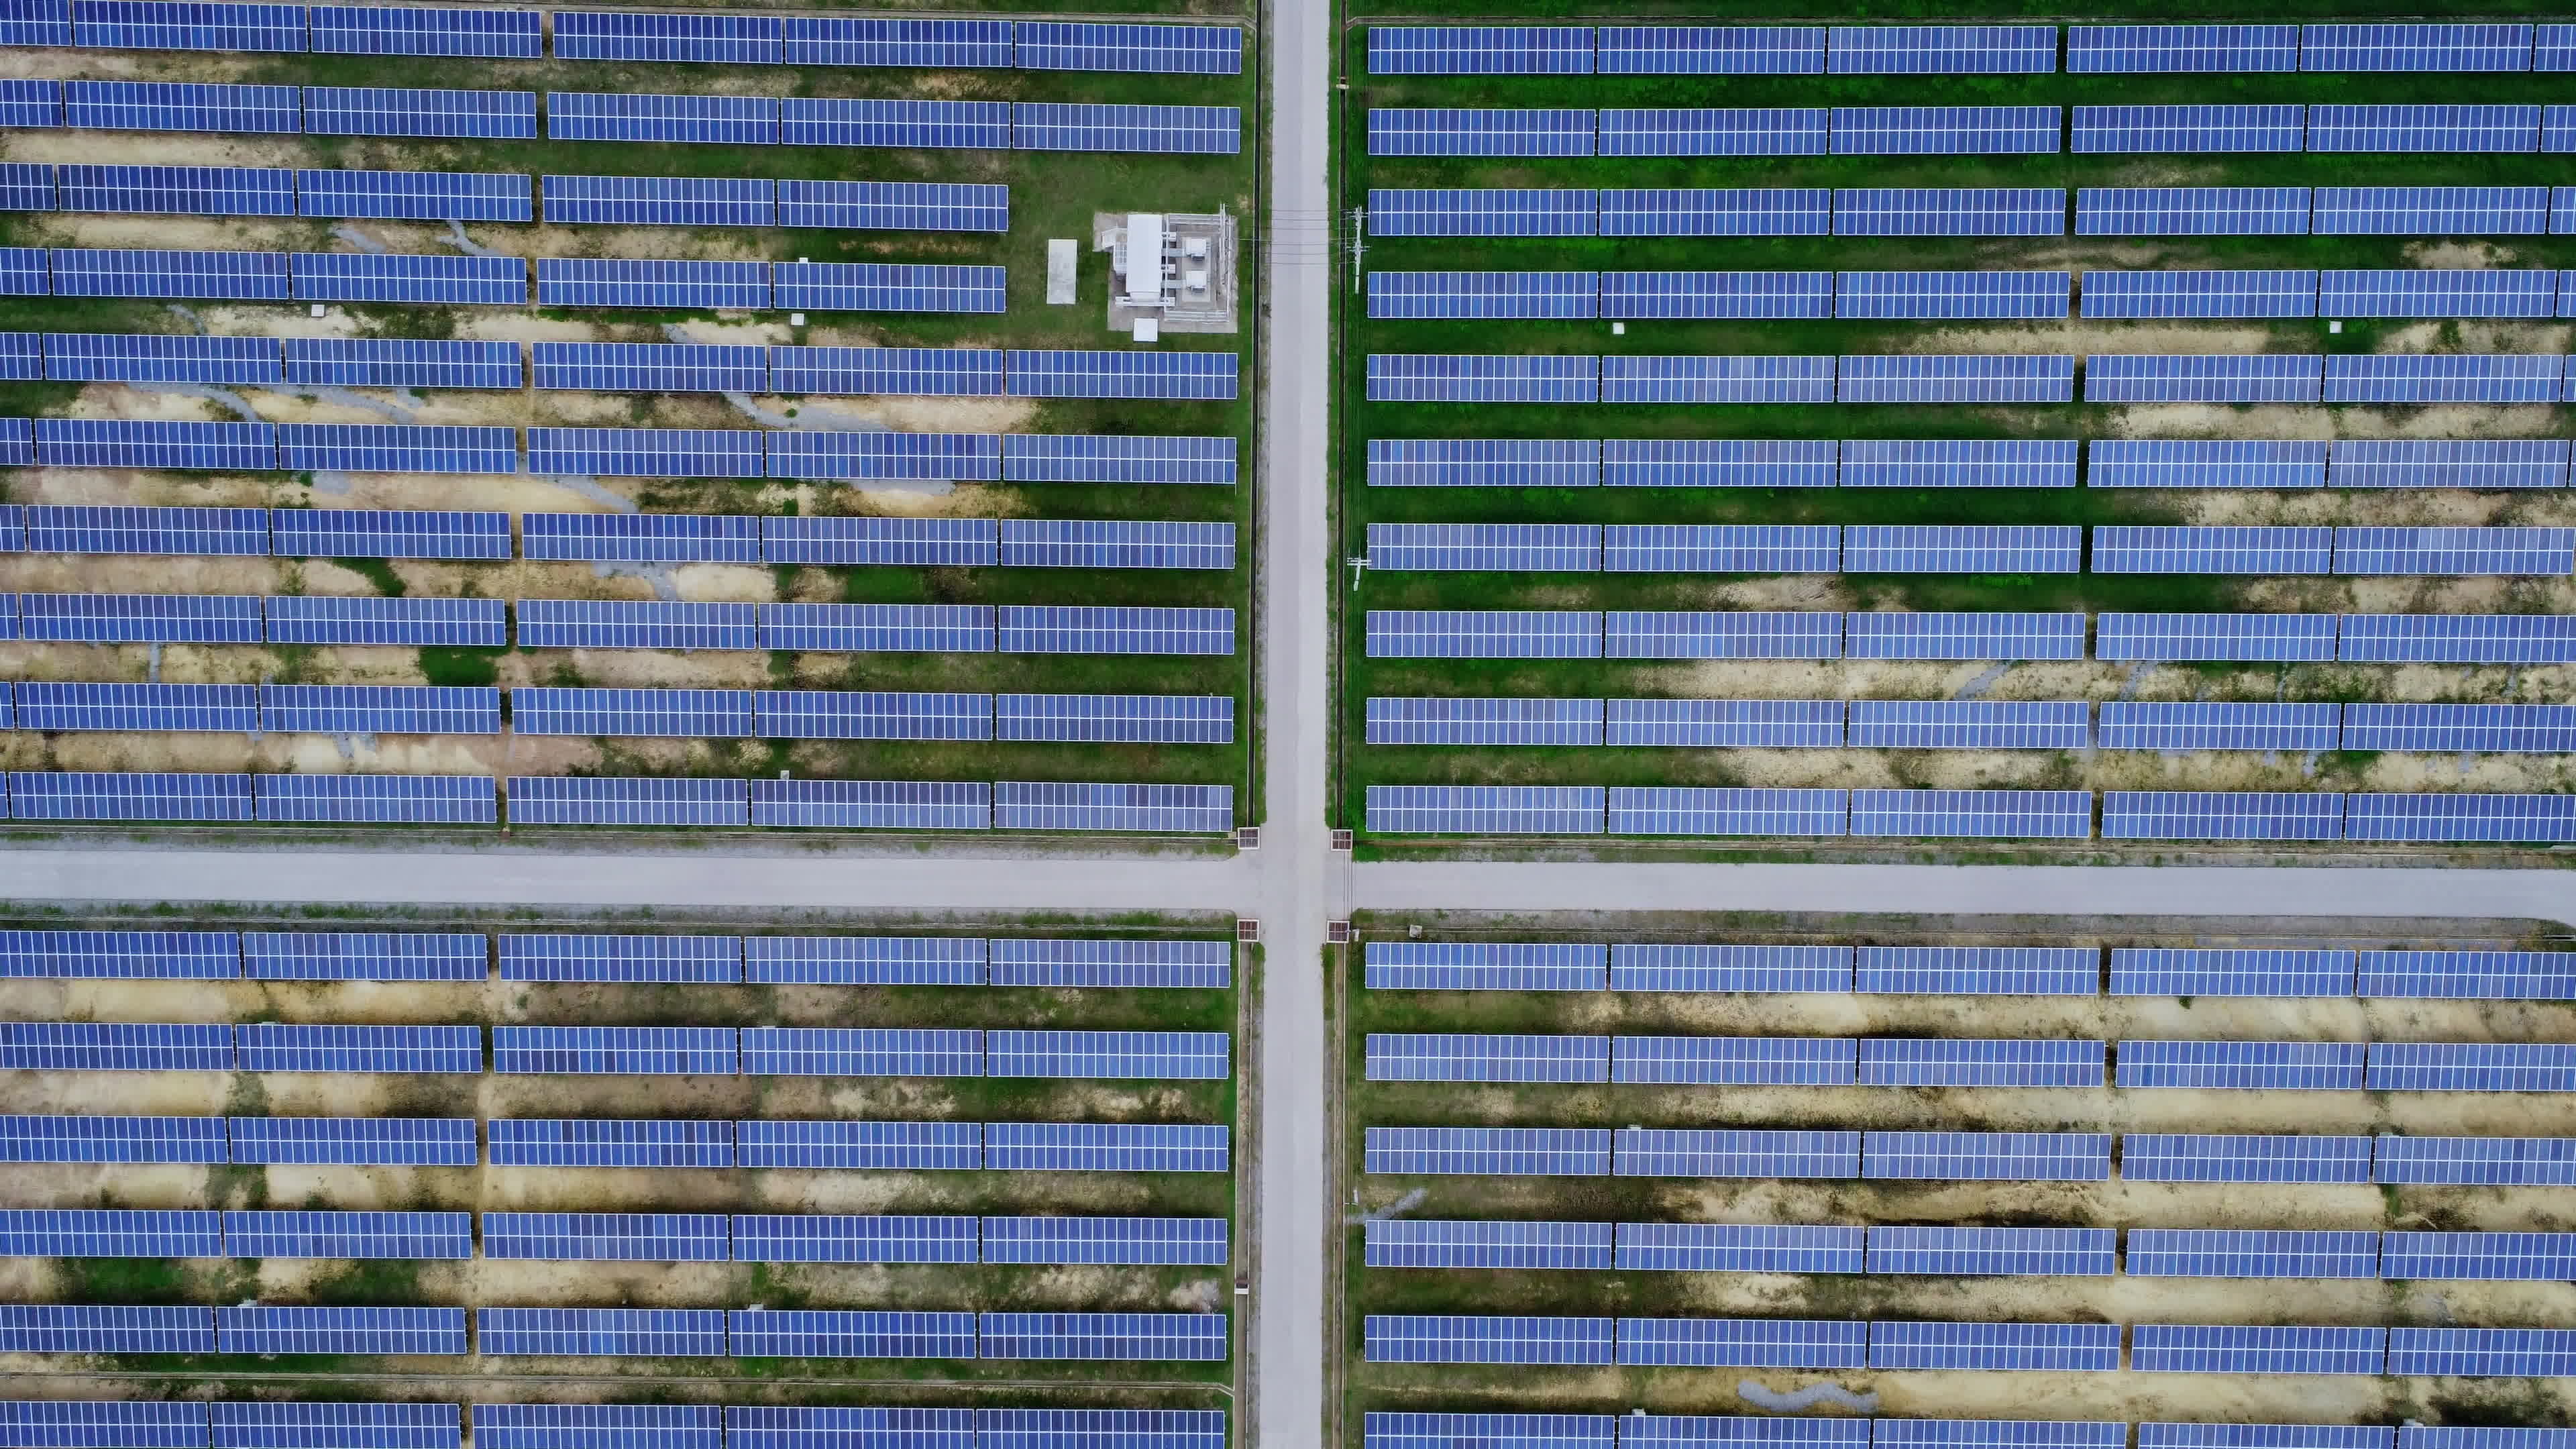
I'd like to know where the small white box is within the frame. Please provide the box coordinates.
[309,304,325,317]
[789,312,805,325]
[1132,316,1159,343]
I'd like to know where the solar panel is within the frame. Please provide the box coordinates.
[227,1116,476,1165]
[492,1025,736,1075]
[1619,1318,1868,1369]
[1363,1126,1608,1176]
[2330,439,2570,488]
[2381,1230,2576,1279]
[1599,109,1826,158]
[0,1208,222,1257]
[2367,1041,2576,1092]
[729,1215,977,1264]
[1862,1130,2113,1180]
[1013,102,1239,154]
[1367,354,1597,404]
[1607,943,1849,994]
[1364,697,1603,746]
[738,1028,980,1079]
[498,933,741,983]
[1368,1033,1609,1083]
[12,680,253,733]
[1604,699,1841,749]
[275,429,520,478]
[1837,438,2077,488]
[2377,1136,2576,1185]
[2086,354,2322,403]
[2132,1324,2386,1375]
[1835,353,2074,401]
[1368,108,1595,158]
[0,1115,227,1163]
[2323,352,2564,402]
[1364,1218,1610,1271]
[2337,525,2576,576]
[1866,1226,2116,1276]
[2098,612,2339,662]
[985,1029,1228,1081]
[296,168,531,222]
[1833,189,2066,238]
[2389,1328,2576,1377]
[235,1022,478,1073]
[1367,1415,1613,1449]
[2302,21,2532,71]
[1600,354,1835,404]
[0,1401,209,1448]
[209,1405,458,1449]
[241,930,484,981]
[731,1309,979,1350]
[1834,105,2058,155]
[1602,611,1837,660]
[2118,1039,2367,1089]
[541,174,772,228]
[0,0,70,47]
[2320,269,2555,321]
[732,1118,979,1171]
[1367,785,1603,835]
[759,602,991,653]
[1614,1128,1860,1179]
[1613,1034,1854,1086]
[2339,614,2576,663]
[547,91,777,146]
[2127,1228,2380,1279]
[1845,614,2086,661]
[478,1307,725,1358]
[482,1212,729,1262]
[1367,25,1593,74]
[2121,1132,2373,1183]
[1856,1036,2104,1086]
[2083,270,2318,319]
[1868,1322,2121,1372]
[731,1411,973,1449]
[279,337,521,389]
[1838,269,2067,319]
[264,596,506,647]
[1363,943,1605,991]
[552,9,781,62]
[982,1122,1228,1173]
[535,258,768,311]
[739,936,983,987]
[2094,528,2334,576]
[2110,947,2356,996]
[7,771,254,821]
[1367,270,1598,321]
[1830,24,2055,73]
[1364,1316,1612,1365]
[0,930,237,980]
[515,599,757,651]
[77,1,303,50]
[1854,946,2097,996]
[2310,103,2538,152]
[222,1210,471,1259]
[1601,188,1829,237]
[0,1022,229,1071]
[775,261,1004,313]
[309,6,541,57]
[2314,186,2548,235]
[2357,947,2576,999]
[43,331,279,385]
[486,1124,731,1165]
[1843,525,2079,573]
[1004,433,1234,485]
[50,246,284,300]
[1599,25,1825,73]
[0,1305,211,1353]
[774,179,1008,232]
[302,85,536,139]
[2068,23,2300,71]
[2072,103,2304,153]
[57,162,293,215]
[511,685,755,736]
[1367,187,1597,238]
[980,1312,1226,1362]
[2103,791,2346,841]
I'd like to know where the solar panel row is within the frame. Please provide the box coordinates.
[1371,1128,2576,1187]
[0,1117,1226,1171]
[1371,699,2576,753]
[1362,943,2576,1002]
[1362,786,2576,841]
[1369,352,2571,403]
[0,773,1234,833]
[1367,610,2576,663]
[0,341,1238,400]
[1369,186,2576,239]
